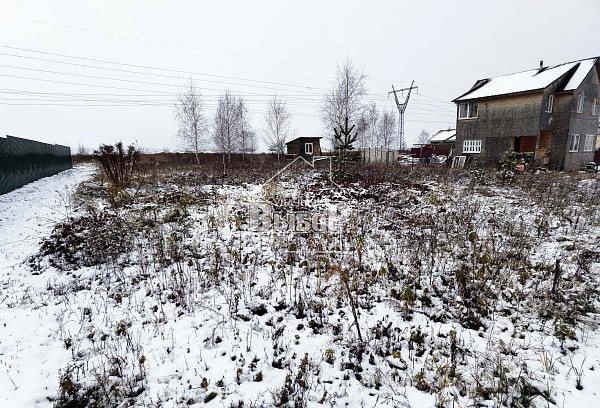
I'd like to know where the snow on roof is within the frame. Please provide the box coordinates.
[454,57,598,102]
[429,129,456,143]
[563,58,597,90]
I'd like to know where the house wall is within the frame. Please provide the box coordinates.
[286,141,299,155]
[456,93,542,165]
[562,65,600,171]
[285,138,322,157]
[298,138,322,156]
[455,63,600,170]
[547,93,572,169]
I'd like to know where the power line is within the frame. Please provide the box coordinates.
[0,14,336,73]
[0,47,451,110]
[0,63,327,95]
[0,44,457,136]
[0,24,459,91]
[417,93,455,105]
[0,47,329,92]
[0,73,330,101]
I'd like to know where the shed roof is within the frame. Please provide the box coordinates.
[454,57,598,102]
[285,136,322,145]
[429,129,456,144]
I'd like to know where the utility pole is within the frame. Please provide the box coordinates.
[389,81,418,151]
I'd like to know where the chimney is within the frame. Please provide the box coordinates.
[539,60,544,69]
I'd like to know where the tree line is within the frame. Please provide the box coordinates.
[175,58,400,164]
[175,82,294,164]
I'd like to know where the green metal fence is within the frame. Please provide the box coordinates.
[0,135,72,195]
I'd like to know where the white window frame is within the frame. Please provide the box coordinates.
[545,94,554,113]
[569,134,580,152]
[458,101,478,119]
[305,143,313,155]
[462,139,482,153]
[592,98,598,116]
[577,95,585,113]
[583,134,595,152]
[452,156,466,168]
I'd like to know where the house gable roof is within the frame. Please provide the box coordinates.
[453,57,598,102]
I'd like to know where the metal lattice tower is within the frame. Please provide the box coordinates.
[389,81,418,150]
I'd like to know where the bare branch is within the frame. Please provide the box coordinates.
[263,95,294,161]
[321,58,367,148]
[174,80,207,164]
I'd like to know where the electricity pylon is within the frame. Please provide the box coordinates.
[389,81,418,151]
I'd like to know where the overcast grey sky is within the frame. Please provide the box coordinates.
[0,0,598,152]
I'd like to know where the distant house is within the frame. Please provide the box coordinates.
[285,137,322,159]
[410,128,455,159]
[428,128,456,151]
[453,57,600,170]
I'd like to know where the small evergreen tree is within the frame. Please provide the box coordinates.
[333,116,358,169]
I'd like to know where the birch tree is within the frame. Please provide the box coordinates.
[321,58,367,149]
[238,99,256,159]
[417,129,431,145]
[379,109,397,148]
[175,80,207,164]
[355,113,369,151]
[213,90,240,162]
[263,96,293,161]
[365,102,379,151]
[239,129,257,156]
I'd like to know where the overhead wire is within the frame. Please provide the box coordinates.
[0,47,329,93]
[0,14,337,73]
[0,46,454,127]
[0,48,455,108]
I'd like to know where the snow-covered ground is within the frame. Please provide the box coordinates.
[0,164,96,407]
[1,163,599,407]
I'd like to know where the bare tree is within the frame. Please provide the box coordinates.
[213,90,240,162]
[175,80,207,164]
[378,109,397,149]
[263,95,293,161]
[239,129,257,156]
[237,99,256,159]
[355,113,369,151]
[321,58,367,149]
[417,129,431,145]
[365,102,379,151]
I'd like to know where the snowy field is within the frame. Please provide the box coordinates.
[1,162,600,407]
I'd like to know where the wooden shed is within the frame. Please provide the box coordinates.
[285,137,322,159]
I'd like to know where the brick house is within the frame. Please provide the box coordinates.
[453,57,600,170]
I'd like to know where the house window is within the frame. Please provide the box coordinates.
[583,134,595,152]
[305,143,313,155]
[577,95,585,113]
[592,98,598,115]
[569,134,580,152]
[463,139,482,153]
[458,101,478,119]
[545,95,554,113]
